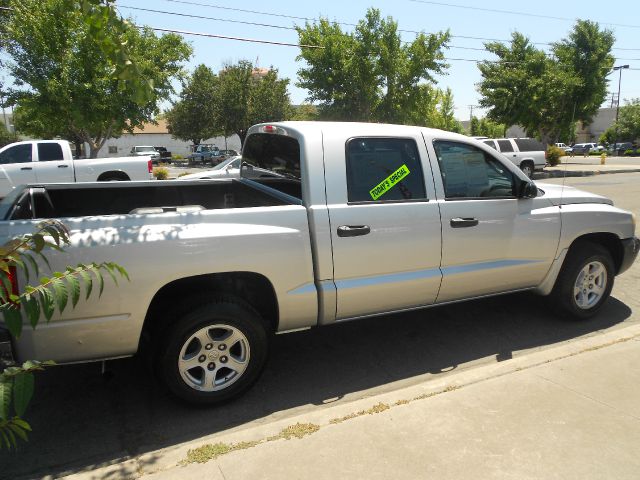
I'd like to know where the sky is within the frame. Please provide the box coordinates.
[115,1,639,120]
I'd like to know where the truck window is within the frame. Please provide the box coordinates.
[433,141,515,199]
[0,144,32,164]
[345,137,426,203]
[242,133,302,199]
[514,138,544,151]
[496,139,514,152]
[38,143,64,162]
[483,140,497,150]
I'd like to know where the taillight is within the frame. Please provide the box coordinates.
[2,266,19,303]
[148,159,153,173]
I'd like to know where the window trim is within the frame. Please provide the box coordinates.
[432,139,518,201]
[344,136,429,205]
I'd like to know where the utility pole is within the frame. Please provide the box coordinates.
[468,105,478,122]
[612,65,629,153]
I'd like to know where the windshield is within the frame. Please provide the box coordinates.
[135,146,155,152]
[211,157,239,170]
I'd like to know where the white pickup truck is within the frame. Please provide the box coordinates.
[0,140,154,198]
[481,137,546,178]
[0,122,638,405]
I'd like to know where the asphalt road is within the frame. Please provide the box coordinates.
[3,173,640,479]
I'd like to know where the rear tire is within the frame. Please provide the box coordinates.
[520,161,534,178]
[549,241,614,319]
[156,296,269,405]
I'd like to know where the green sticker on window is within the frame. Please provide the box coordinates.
[369,164,411,200]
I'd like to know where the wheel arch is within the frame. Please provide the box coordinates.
[97,170,130,181]
[567,232,624,273]
[141,272,279,347]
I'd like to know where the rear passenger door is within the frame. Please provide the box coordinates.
[325,135,443,320]
[33,142,74,183]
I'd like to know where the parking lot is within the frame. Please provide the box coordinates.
[4,172,640,480]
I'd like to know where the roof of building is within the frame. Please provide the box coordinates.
[131,119,169,135]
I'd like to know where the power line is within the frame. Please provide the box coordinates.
[119,4,494,53]
[122,4,640,62]
[159,0,640,51]
[148,26,323,48]
[409,0,640,29]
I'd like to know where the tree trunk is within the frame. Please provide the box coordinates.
[237,129,247,147]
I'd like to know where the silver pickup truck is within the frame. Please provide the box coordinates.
[1,122,638,404]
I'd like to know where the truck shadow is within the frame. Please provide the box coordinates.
[4,293,632,479]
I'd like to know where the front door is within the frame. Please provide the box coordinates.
[325,134,443,320]
[0,143,37,196]
[427,139,560,303]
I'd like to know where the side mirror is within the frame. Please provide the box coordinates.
[518,180,538,199]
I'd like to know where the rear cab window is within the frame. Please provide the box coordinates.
[513,138,544,151]
[241,132,302,201]
[496,140,514,152]
[345,137,427,203]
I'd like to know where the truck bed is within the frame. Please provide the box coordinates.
[2,178,302,220]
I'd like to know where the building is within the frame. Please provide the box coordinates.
[101,119,241,158]
[460,107,617,143]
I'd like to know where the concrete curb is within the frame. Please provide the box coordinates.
[537,168,640,179]
[59,322,640,480]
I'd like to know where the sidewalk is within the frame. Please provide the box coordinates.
[66,325,640,480]
[535,157,640,179]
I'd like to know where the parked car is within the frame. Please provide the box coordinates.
[569,143,605,155]
[608,142,633,156]
[188,144,220,165]
[130,145,160,162]
[154,146,172,163]
[1,122,638,405]
[555,143,570,151]
[178,156,284,181]
[480,137,546,177]
[0,140,153,199]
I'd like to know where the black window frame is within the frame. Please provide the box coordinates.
[37,142,65,162]
[496,139,514,153]
[344,136,428,205]
[432,139,518,201]
[0,143,33,165]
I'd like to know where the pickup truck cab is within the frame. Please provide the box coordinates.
[0,140,154,198]
[481,137,546,177]
[1,122,637,404]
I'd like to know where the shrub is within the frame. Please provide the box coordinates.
[172,154,184,160]
[546,146,565,166]
[153,167,169,180]
[624,149,634,156]
[177,171,191,178]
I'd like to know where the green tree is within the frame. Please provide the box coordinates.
[166,65,220,146]
[296,8,450,123]
[215,61,291,145]
[600,98,640,144]
[290,103,319,121]
[478,21,614,145]
[2,0,191,157]
[0,221,127,448]
[469,116,506,138]
[0,122,17,147]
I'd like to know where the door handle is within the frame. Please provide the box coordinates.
[450,217,479,228]
[20,167,33,170]
[58,164,69,168]
[337,225,371,237]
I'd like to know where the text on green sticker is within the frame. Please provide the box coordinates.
[369,164,411,200]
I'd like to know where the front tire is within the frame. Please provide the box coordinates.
[549,241,615,319]
[156,297,269,405]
